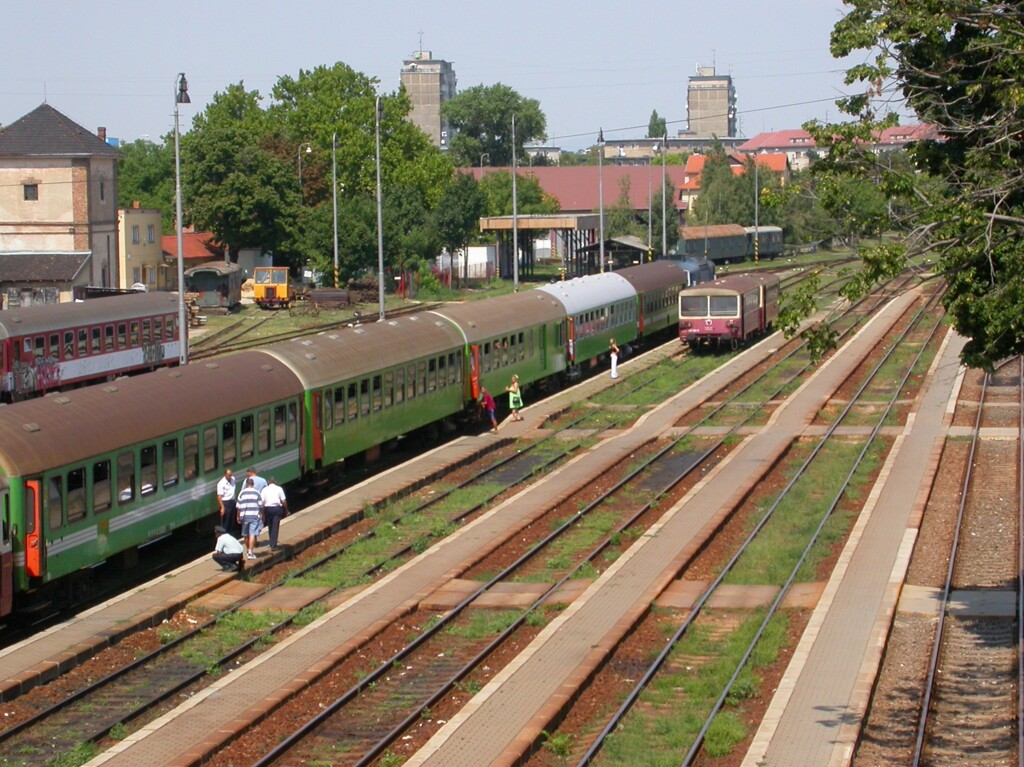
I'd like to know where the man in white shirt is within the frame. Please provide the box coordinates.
[259,477,288,551]
[212,525,243,571]
[216,469,238,536]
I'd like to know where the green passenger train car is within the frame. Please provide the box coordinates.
[0,262,709,620]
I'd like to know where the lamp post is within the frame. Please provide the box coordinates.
[598,128,605,273]
[332,133,339,288]
[753,152,760,262]
[511,115,518,292]
[375,95,385,320]
[297,142,312,204]
[173,72,190,366]
[479,152,490,175]
[662,132,668,260]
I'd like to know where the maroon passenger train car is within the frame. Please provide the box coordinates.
[0,292,182,402]
[678,272,780,348]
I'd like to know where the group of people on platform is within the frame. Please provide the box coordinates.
[212,466,289,571]
[214,349,621,569]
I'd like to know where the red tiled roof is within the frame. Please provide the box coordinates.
[161,232,222,262]
[470,166,692,213]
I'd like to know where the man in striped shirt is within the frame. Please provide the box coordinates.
[236,477,263,560]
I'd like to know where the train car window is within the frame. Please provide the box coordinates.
[257,411,271,453]
[500,340,508,367]
[47,476,63,530]
[427,359,437,392]
[359,379,370,416]
[383,372,393,407]
[91,327,101,354]
[117,452,135,505]
[523,331,529,359]
[287,402,298,444]
[222,420,236,466]
[67,468,86,523]
[142,320,152,345]
[78,329,87,356]
[154,318,163,344]
[449,353,459,384]
[130,321,140,347]
[395,368,404,405]
[482,342,491,373]
[437,357,446,389]
[240,415,254,459]
[346,383,357,420]
[710,296,738,316]
[140,446,157,497]
[49,333,59,358]
[334,386,345,424]
[105,325,114,352]
[93,460,112,513]
[203,426,219,474]
[274,405,287,448]
[162,438,179,488]
[184,432,199,480]
[418,362,427,395]
[372,375,383,411]
[117,323,127,349]
[323,390,334,430]
[407,365,417,400]
[166,316,175,341]
[34,336,44,361]
[63,331,74,360]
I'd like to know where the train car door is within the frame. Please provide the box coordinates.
[0,483,11,617]
[23,479,42,579]
[467,345,480,400]
[311,391,324,468]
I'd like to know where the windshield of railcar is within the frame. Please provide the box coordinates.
[710,296,739,316]
[254,269,272,284]
[679,295,708,316]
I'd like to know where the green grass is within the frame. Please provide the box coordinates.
[593,611,789,766]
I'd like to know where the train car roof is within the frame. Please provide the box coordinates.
[613,261,691,293]
[425,291,564,343]
[0,292,181,340]
[535,272,636,315]
[684,272,780,296]
[258,313,466,390]
[185,260,242,277]
[0,351,302,478]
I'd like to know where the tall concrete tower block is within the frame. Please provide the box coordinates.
[400,50,457,149]
[687,65,737,138]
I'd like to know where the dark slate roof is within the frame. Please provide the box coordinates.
[0,253,91,282]
[0,103,122,159]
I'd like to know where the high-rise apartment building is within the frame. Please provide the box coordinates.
[686,65,737,138]
[400,50,457,150]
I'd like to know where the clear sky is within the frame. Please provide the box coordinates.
[2,0,880,151]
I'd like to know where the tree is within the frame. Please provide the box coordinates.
[117,139,175,232]
[433,173,487,285]
[647,110,667,139]
[441,83,546,167]
[479,170,560,217]
[606,176,645,240]
[181,83,297,262]
[812,0,1024,369]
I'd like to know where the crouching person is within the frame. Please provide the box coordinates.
[213,525,243,572]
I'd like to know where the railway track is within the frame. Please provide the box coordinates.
[0,264,921,765]
[854,359,1023,766]
[188,301,443,361]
